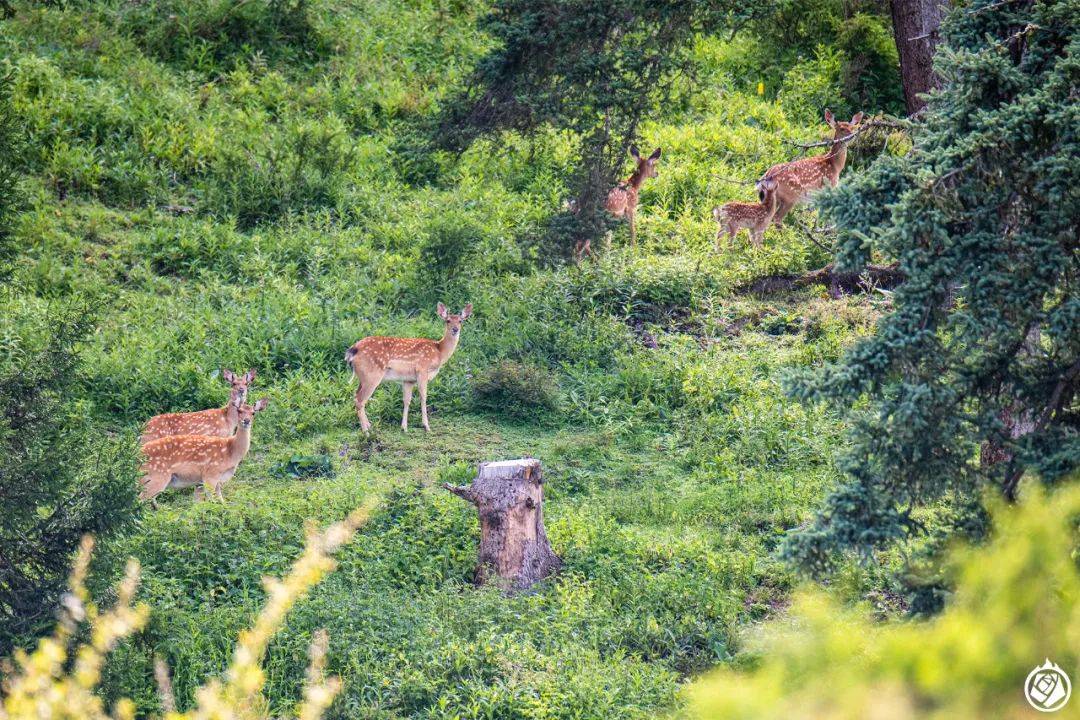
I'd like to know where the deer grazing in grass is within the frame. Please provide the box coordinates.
[713,177,779,249]
[141,368,256,444]
[345,302,472,433]
[575,145,662,260]
[139,398,268,502]
[756,110,864,224]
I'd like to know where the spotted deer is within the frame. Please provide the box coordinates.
[756,110,865,224]
[713,178,779,249]
[140,369,256,445]
[345,302,472,433]
[574,144,656,260]
[139,398,268,502]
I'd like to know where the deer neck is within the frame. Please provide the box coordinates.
[227,424,252,464]
[627,166,646,191]
[436,327,460,366]
[827,134,849,173]
[223,402,239,431]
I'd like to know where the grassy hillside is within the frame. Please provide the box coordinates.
[1,1,891,717]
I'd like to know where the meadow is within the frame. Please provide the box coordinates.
[1,0,907,716]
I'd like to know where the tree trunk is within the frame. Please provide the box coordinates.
[889,0,944,114]
[444,458,561,591]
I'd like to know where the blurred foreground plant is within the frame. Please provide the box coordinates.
[0,500,376,720]
[688,480,1080,719]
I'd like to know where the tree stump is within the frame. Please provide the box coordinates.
[443,458,561,591]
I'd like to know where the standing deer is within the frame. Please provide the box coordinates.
[139,398,268,502]
[712,178,779,249]
[345,302,472,433]
[756,110,865,224]
[140,368,256,444]
[578,143,660,259]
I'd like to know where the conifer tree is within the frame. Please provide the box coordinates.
[784,0,1079,577]
[434,0,750,250]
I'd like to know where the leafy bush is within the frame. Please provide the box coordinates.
[689,480,1080,718]
[0,64,22,279]
[0,297,139,654]
[0,506,370,720]
[471,360,562,422]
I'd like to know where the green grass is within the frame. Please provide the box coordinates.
[1,0,890,716]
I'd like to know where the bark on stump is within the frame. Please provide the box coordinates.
[444,458,561,592]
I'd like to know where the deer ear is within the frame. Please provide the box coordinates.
[824,109,835,126]
[766,178,778,191]
[437,302,448,320]
[629,145,640,159]
[460,303,473,320]
[649,147,662,160]
[222,368,236,383]
[253,397,269,412]
[244,368,256,383]
[851,111,865,125]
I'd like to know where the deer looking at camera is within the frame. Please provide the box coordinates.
[140,368,256,445]
[139,398,268,502]
[756,110,864,224]
[713,177,779,249]
[575,145,662,259]
[345,302,472,433]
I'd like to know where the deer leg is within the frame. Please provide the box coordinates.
[772,200,791,224]
[628,211,637,248]
[354,371,383,433]
[418,374,430,432]
[140,473,171,502]
[401,382,414,431]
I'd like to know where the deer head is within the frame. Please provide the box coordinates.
[237,398,268,429]
[629,145,662,181]
[757,176,778,203]
[436,302,473,338]
[221,368,256,404]
[824,109,865,145]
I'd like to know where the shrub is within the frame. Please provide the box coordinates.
[471,360,562,422]
[688,480,1080,718]
[0,297,139,654]
[0,63,23,280]
[0,505,371,720]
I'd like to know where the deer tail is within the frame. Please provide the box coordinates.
[712,206,725,222]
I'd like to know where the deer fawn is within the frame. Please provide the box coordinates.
[141,368,256,444]
[756,110,865,224]
[139,398,268,502]
[570,145,661,260]
[713,178,779,249]
[345,302,472,433]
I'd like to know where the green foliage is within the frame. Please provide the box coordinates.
[471,360,562,422]
[0,63,23,279]
[689,480,1080,718]
[0,296,140,654]
[784,0,1080,575]
[0,0,933,715]
[435,0,754,245]
[271,453,334,480]
[741,0,904,118]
